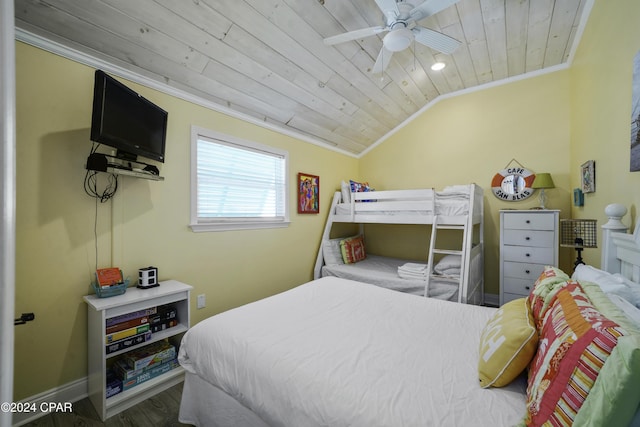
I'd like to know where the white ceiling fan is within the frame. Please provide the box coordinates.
[324,0,462,73]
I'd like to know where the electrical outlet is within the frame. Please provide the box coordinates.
[197,294,206,309]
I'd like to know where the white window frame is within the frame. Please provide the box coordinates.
[190,126,290,232]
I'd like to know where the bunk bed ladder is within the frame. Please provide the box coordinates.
[424,215,470,303]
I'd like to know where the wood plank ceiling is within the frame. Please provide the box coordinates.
[14,0,589,156]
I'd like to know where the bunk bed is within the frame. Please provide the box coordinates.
[313,183,484,304]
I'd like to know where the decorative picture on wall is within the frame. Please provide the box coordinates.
[581,160,596,193]
[631,50,640,171]
[298,173,319,214]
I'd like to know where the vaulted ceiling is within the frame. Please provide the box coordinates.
[15,0,590,156]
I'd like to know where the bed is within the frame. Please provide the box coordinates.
[178,206,640,427]
[313,182,484,304]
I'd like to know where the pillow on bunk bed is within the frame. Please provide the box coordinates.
[524,279,640,427]
[349,180,375,202]
[433,254,461,275]
[340,235,366,264]
[349,180,371,193]
[478,298,538,388]
[340,181,351,204]
[323,238,346,265]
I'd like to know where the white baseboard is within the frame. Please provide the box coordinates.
[12,377,87,426]
[484,293,499,307]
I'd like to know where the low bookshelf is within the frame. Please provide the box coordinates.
[83,280,192,421]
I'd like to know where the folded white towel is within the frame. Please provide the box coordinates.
[398,262,428,272]
[398,262,429,280]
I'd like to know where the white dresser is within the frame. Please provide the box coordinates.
[499,210,560,305]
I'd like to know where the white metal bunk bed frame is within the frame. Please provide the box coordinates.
[313,184,484,304]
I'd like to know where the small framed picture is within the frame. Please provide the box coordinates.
[297,172,319,214]
[581,160,596,193]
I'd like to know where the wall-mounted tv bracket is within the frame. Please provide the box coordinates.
[86,153,164,181]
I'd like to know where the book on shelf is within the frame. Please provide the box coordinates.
[122,340,176,370]
[95,267,123,287]
[105,331,152,355]
[106,307,158,328]
[150,318,177,333]
[105,315,149,335]
[149,305,177,325]
[105,324,150,345]
[106,369,122,398]
[121,358,180,392]
[113,355,177,381]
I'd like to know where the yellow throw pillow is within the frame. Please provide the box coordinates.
[478,298,538,388]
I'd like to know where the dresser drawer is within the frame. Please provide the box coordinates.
[503,261,546,281]
[503,229,555,248]
[503,213,556,231]
[503,277,534,296]
[502,292,528,305]
[502,245,555,264]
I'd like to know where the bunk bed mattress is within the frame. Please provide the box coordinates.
[321,254,457,299]
[334,198,470,217]
[178,277,527,427]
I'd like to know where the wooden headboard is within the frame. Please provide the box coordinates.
[601,203,640,283]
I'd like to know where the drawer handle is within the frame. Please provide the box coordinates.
[525,237,530,241]
[525,270,530,274]
[525,286,530,290]
[526,220,531,224]
[526,253,531,257]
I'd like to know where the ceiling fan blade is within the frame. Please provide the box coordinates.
[324,26,387,45]
[410,0,460,22]
[412,26,461,54]
[374,0,400,16]
[372,46,393,74]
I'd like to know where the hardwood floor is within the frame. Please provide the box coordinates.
[21,383,193,427]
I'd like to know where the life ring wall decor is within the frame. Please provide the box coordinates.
[491,167,536,201]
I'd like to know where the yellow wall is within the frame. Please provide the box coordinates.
[14,42,357,400]
[568,0,640,266]
[360,0,640,292]
[360,71,573,294]
[13,0,640,402]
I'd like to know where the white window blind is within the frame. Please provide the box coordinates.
[190,127,289,232]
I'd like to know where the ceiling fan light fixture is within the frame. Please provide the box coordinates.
[383,27,414,52]
[431,62,446,71]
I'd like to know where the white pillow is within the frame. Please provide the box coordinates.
[340,181,350,204]
[572,264,621,284]
[572,264,639,308]
[322,238,344,265]
[434,254,461,275]
[613,274,640,308]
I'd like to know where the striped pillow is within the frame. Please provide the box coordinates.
[525,281,627,426]
[528,266,570,329]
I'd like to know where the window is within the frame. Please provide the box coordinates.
[190,126,289,232]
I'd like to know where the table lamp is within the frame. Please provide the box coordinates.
[560,219,597,270]
[531,173,555,209]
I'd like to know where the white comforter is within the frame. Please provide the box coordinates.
[178,277,526,427]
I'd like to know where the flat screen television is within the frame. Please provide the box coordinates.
[90,70,167,163]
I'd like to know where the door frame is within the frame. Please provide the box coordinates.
[0,0,16,425]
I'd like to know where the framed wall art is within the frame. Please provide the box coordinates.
[581,160,596,193]
[298,172,319,214]
[631,50,640,171]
